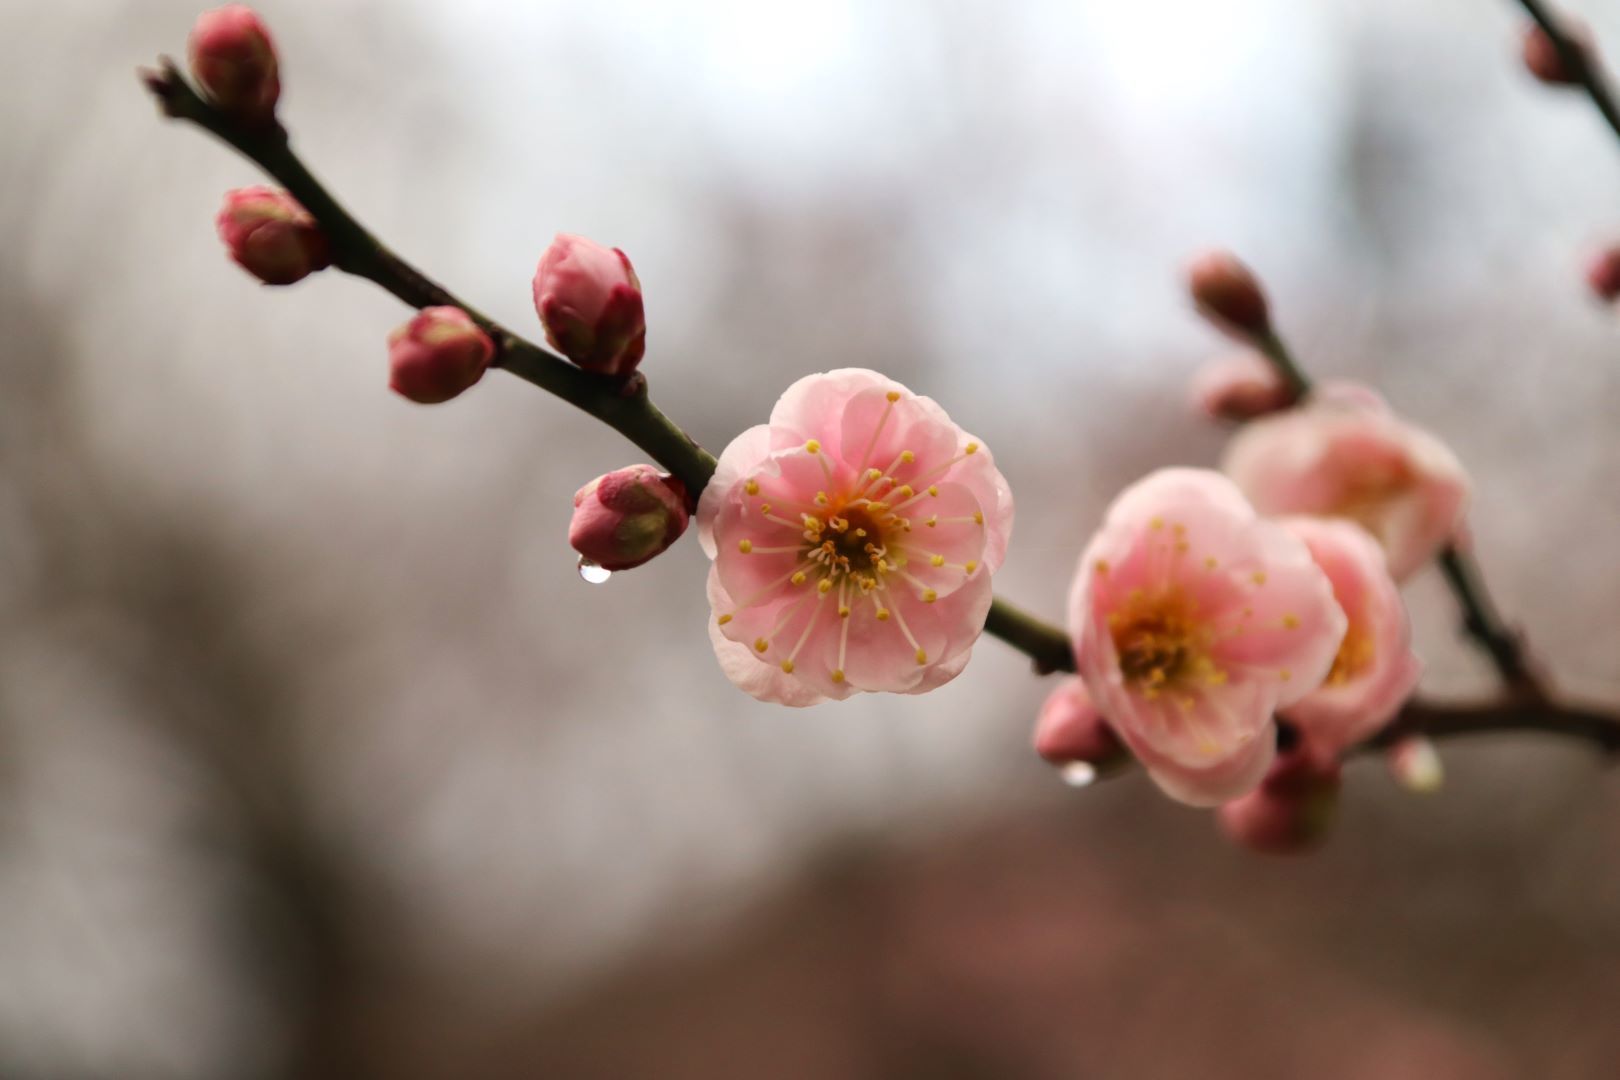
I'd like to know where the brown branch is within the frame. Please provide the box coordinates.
[1516,0,1620,147]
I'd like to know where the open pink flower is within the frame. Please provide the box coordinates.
[697,369,1013,706]
[1279,517,1422,754]
[1221,385,1469,581]
[1068,469,1346,806]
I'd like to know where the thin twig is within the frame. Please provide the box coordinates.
[1516,0,1620,146]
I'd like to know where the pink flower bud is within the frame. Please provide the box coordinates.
[570,465,690,571]
[1033,677,1125,771]
[215,186,329,285]
[1187,251,1271,339]
[1521,19,1591,87]
[1190,352,1296,423]
[532,234,646,376]
[1217,748,1341,855]
[188,5,280,123]
[1388,734,1444,793]
[387,307,494,405]
[1586,246,1620,303]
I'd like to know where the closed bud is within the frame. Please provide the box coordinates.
[387,307,494,404]
[532,234,646,376]
[1033,677,1126,777]
[1187,251,1271,339]
[570,465,689,571]
[188,5,280,123]
[1190,352,1296,423]
[1217,748,1341,855]
[1586,246,1620,303]
[1522,20,1591,87]
[215,186,329,285]
[1388,734,1444,794]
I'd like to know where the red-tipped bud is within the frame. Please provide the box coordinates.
[532,234,646,376]
[1032,677,1127,782]
[569,466,689,571]
[1586,246,1620,303]
[188,5,280,123]
[1217,748,1341,855]
[1522,19,1592,87]
[1187,251,1271,339]
[215,186,329,285]
[1190,352,1297,423]
[387,307,494,404]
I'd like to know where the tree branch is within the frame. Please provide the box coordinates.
[1516,0,1620,147]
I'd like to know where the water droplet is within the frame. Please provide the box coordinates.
[577,557,612,585]
[1059,761,1098,789]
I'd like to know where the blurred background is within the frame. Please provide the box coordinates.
[3,0,1620,1076]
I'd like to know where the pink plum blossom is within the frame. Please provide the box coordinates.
[1190,353,1296,423]
[1221,384,1470,581]
[387,306,494,404]
[570,465,690,572]
[188,6,280,123]
[1033,677,1124,770]
[697,369,1013,706]
[532,234,646,376]
[1279,517,1422,754]
[1068,469,1346,806]
[216,186,329,285]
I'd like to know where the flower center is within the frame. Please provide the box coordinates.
[1325,625,1374,686]
[1109,587,1225,698]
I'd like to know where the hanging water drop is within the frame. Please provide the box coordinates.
[577,557,612,584]
[1059,761,1098,789]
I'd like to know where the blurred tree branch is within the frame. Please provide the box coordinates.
[1517,0,1620,144]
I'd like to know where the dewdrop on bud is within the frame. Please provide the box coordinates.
[1033,677,1126,783]
[1187,251,1271,339]
[1217,748,1342,855]
[188,5,280,123]
[570,466,689,572]
[387,307,494,404]
[216,187,329,285]
[1586,247,1620,304]
[1388,735,1444,794]
[532,234,646,376]
[1191,353,1296,423]
[1522,19,1592,87]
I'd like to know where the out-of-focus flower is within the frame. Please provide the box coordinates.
[1190,353,1296,423]
[1388,734,1445,793]
[1033,676,1125,771]
[1068,469,1345,806]
[1217,746,1342,854]
[215,186,329,285]
[1186,251,1271,339]
[1521,19,1592,87]
[570,465,690,571]
[1586,246,1620,303]
[1221,384,1470,581]
[188,5,280,123]
[387,306,494,404]
[532,234,646,376]
[697,369,1013,706]
[1279,517,1422,754]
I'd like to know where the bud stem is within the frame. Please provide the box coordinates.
[1517,0,1620,149]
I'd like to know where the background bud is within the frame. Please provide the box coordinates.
[215,186,329,285]
[570,466,689,571]
[1191,353,1296,423]
[1521,20,1591,87]
[1187,251,1271,338]
[532,234,646,376]
[188,5,280,122]
[388,307,494,405]
[1388,735,1445,794]
[1217,748,1341,855]
[1586,246,1620,303]
[1033,677,1125,771]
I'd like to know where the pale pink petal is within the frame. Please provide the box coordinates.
[697,423,773,558]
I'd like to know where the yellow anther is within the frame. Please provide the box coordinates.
[791,572,808,586]
[805,439,821,454]
[759,503,772,514]
[915,648,928,665]
[1279,668,1292,682]
[965,443,979,455]
[854,528,867,538]
[900,450,915,464]
[927,485,939,497]
[754,638,769,653]
[1252,571,1267,585]
[1174,540,1189,554]
[738,539,753,554]
[1095,559,1110,575]
[922,589,938,603]
[1204,556,1218,570]
[930,554,946,567]
[1282,614,1300,630]
[838,605,851,618]
[745,479,760,496]
[780,659,795,674]
[972,510,984,525]
[876,608,891,621]
[717,614,733,626]
[815,492,829,506]
[925,516,938,528]
[831,668,846,683]
[1150,517,1165,530]
[866,468,883,482]
[886,390,901,403]
[964,561,978,574]
[868,501,890,513]
[895,485,914,499]
[818,578,833,594]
